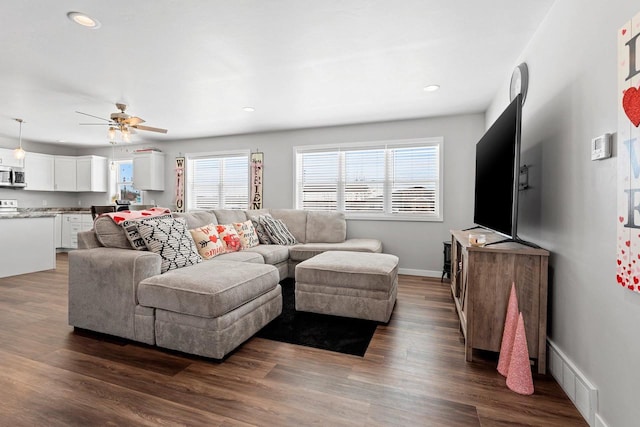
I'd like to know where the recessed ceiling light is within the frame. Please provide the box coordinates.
[67,12,101,29]
[242,107,256,112]
[423,85,440,92]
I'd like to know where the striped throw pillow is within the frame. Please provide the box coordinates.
[259,215,297,245]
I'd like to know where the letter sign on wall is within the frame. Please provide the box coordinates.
[618,11,640,292]
[250,152,263,210]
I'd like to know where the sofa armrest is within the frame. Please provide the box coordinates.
[68,247,161,341]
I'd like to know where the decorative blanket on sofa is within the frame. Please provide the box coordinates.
[103,207,172,225]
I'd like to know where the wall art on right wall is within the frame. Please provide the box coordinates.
[617,10,640,293]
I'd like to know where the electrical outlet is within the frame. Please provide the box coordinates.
[78,200,82,206]
[42,200,47,206]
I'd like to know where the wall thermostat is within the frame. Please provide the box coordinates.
[591,133,611,161]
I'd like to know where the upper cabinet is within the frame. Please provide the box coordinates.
[24,153,107,192]
[24,152,55,191]
[134,151,165,191]
[54,156,77,192]
[0,147,24,168]
[76,155,107,192]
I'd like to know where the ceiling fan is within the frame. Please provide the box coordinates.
[76,103,168,141]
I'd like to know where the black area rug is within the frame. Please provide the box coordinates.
[256,279,378,356]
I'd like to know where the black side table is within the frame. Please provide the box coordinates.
[442,241,451,282]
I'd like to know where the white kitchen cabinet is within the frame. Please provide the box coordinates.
[133,151,165,191]
[24,152,55,191]
[0,147,24,168]
[76,155,107,192]
[54,156,77,192]
[61,213,93,249]
[55,214,63,248]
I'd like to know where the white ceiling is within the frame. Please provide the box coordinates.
[0,1,554,147]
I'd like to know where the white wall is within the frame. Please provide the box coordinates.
[487,1,640,426]
[80,114,484,274]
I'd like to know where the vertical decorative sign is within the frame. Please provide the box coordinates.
[175,157,185,212]
[250,152,264,210]
[618,12,640,292]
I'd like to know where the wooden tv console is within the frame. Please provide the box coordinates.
[450,229,549,374]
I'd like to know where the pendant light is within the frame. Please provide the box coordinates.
[109,140,117,171]
[13,118,26,160]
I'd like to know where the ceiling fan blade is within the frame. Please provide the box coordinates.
[126,116,145,126]
[133,124,168,134]
[75,111,111,122]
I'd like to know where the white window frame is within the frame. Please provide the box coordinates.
[294,138,443,221]
[109,159,142,204]
[185,149,251,211]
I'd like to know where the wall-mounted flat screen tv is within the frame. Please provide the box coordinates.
[473,94,522,239]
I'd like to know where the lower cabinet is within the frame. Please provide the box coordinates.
[60,213,93,249]
[450,229,550,374]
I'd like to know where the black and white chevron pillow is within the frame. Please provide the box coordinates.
[137,217,202,273]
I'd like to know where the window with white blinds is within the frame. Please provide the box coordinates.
[186,151,250,210]
[295,138,442,220]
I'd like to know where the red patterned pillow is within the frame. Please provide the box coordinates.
[189,223,226,259]
[216,224,242,252]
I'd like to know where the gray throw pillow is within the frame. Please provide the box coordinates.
[259,215,297,245]
[251,215,273,244]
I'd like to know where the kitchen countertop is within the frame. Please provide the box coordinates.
[0,207,91,219]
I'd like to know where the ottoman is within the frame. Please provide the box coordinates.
[294,251,399,322]
[137,260,282,359]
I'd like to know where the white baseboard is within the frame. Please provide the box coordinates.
[548,340,599,426]
[398,268,442,278]
[594,413,609,427]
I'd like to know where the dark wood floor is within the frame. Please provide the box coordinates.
[0,253,586,426]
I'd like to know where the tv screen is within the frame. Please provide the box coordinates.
[473,94,522,238]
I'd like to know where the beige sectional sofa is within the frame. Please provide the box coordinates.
[68,208,382,359]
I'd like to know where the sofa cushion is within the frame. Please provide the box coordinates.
[305,211,346,243]
[213,251,264,263]
[270,209,307,243]
[244,244,290,265]
[174,211,217,229]
[289,238,383,262]
[137,260,279,318]
[188,223,226,260]
[137,217,203,273]
[259,216,297,245]
[216,224,242,252]
[233,220,260,249]
[213,209,247,224]
[94,216,132,249]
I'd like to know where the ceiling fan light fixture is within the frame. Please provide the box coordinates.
[67,12,101,29]
[13,118,26,160]
[121,127,131,143]
[108,127,116,141]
